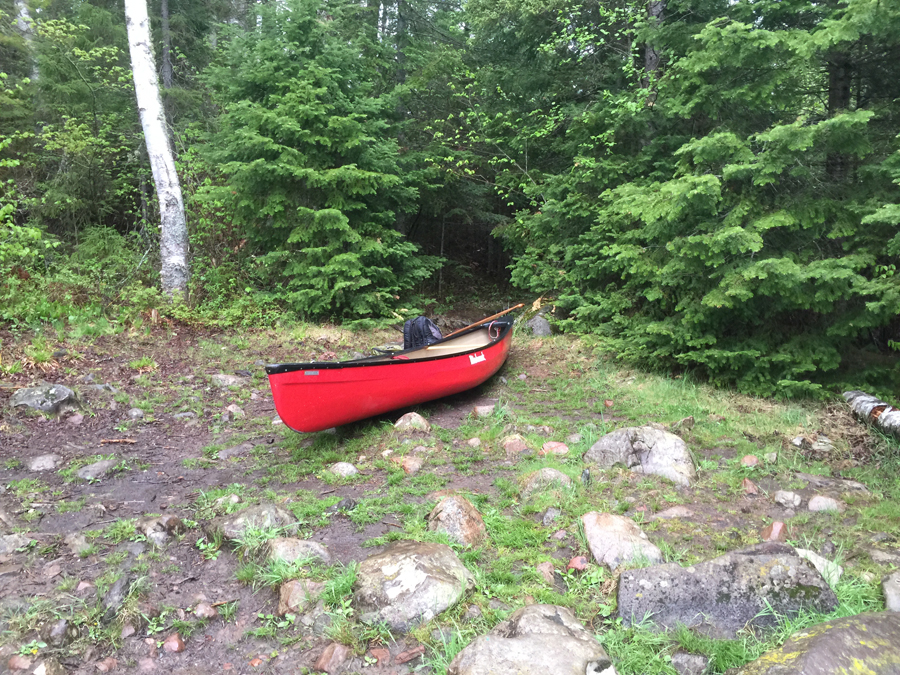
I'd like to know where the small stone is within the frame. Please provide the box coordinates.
[671,416,695,431]
[539,441,569,456]
[502,434,529,456]
[77,580,95,593]
[211,373,246,388]
[765,452,778,463]
[427,496,487,546]
[368,648,390,667]
[774,490,802,508]
[329,462,359,478]
[395,645,425,664]
[193,602,218,619]
[567,556,589,572]
[566,433,583,445]
[272,416,283,425]
[381,449,393,458]
[760,521,788,542]
[796,548,843,586]
[541,507,561,527]
[401,456,423,475]
[127,408,145,420]
[28,454,61,472]
[66,413,84,426]
[536,562,555,584]
[521,467,573,497]
[267,538,332,564]
[173,412,196,420]
[8,655,32,670]
[518,373,527,380]
[45,618,70,647]
[808,495,845,513]
[740,455,759,467]
[671,651,710,675]
[552,530,568,540]
[121,624,136,639]
[651,506,695,520]
[162,633,185,653]
[883,571,900,612]
[314,643,351,674]
[742,478,759,495]
[278,579,325,615]
[473,405,495,418]
[77,459,118,481]
[225,404,245,419]
[394,412,430,431]
[96,657,118,672]
[466,438,481,448]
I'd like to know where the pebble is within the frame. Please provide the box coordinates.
[742,478,759,495]
[401,456,423,475]
[329,462,359,478]
[66,413,84,426]
[808,495,845,512]
[473,405,495,418]
[162,633,185,653]
[127,408,145,420]
[28,454,61,472]
[740,455,759,467]
[760,521,788,542]
[774,490,802,508]
[467,438,481,448]
[539,441,569,456]
[314,643,351,674]
[566,555,589,572]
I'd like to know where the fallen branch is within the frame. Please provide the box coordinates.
[100,438,137,444]
[843,390,900,439]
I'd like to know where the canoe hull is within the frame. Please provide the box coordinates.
[266,320,512,432]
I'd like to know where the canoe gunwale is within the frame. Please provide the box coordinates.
[264,319,513,376]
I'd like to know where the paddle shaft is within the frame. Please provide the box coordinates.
[442,303,525,339]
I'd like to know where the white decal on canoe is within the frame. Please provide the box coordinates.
[469,352,486,365]
[304,370,319,376]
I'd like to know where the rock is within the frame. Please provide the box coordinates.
[617,543,838,638]
[473,405,495,418]
[218,442,254,460]
[64,533,91,556]
[467,438,481,448]
[567,556,589,572]
[501,434,529,456]
[795,549,843,586]
[774,491,802,508]
[354,540,474,631]
[743,478,759,495]
[447,604,613,675]
[224,403,245,419]
[266,538,332,565]
[868,547,900,566]
[396,645,426,664]
[66,413,84,425]
[795,472,868,493]
[541,507,561,527]
[0,533,31,554]
[394,412,430,431]
[732,612,900,675]
[96,657,118,672]
[28,454,61,472]
[760,521,788,542]
[520,468,573,498]
[368,647,390,667]
[764,452,778,463]
[7,655,32,671]
[566,433,583,445]
[539,441,569,456]
[808,495,844,513]
[206,503,295,542]
[427,496,487,547]
[162,633,185,652]
[31,659,66,675]
[401,456,423,475]
[884,571,900,612]
[127,408,145,420]
[193,602,218,620]
[581,512,662,570]
[327,498,357,514]
[211,374,246,388]
[103,575,132,621]
[535,562,555,585]
[77,459,118,481]
[741,455,759,467]
[651,506,694,520]
[584,426,696,487]
[44,618,72,647]
[278,579,325,615]
[314,643,351,675]
[329,462,359,478]
[9,384,80,415]
[173,412,196,420]
[525,315,552,337]
[671,651,709,675]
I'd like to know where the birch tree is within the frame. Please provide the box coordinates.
[124,0,189,298]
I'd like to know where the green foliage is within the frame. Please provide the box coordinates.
[199,0,439,319]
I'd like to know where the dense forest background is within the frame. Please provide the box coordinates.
[2,0,900,397]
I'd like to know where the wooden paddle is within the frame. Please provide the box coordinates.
[442,303,525,339]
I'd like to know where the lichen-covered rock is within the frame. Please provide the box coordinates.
[584,426,696,487]
[267,538,332,565]
[354,540,473,631]
[617,543,838,638]
[427,496,486,547]
[448,604,614,675]
[394,412,430,431]
[732,612,900,674]
[520,468,573,498]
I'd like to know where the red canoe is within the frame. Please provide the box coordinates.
[265,319,513,433]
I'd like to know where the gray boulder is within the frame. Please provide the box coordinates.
[206,503,296,542]
[884,571,900,612]
[354,540,473,631]
[10,384,80,415]
[526,315,552,337]
[582,512,662,570]
[617,543,838,638]
[427,496,487,547]
[448,604,614,675]
[732,612,900,674]
[28,454,61,472]
[267,538,332,565]
[77,459,118,481]
[584,426,696,487]
[521,468,574,498]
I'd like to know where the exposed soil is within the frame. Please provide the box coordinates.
[0,323,890,674]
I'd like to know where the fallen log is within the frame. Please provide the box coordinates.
[843,390,900,439]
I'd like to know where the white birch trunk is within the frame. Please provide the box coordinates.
[14,0,39,83]
[843,390,900,439]
[125,0,190,298]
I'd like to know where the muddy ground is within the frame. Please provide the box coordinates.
[0,321,893,675]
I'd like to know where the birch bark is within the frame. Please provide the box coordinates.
[124,0,190,298]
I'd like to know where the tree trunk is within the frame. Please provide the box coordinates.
[14,0,39,83]
[125,0,190,299]
[844,390,900,439]
[826,50,852,181]
[160,0,174,90]
[642,0,664,92]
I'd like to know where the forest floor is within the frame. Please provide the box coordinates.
[0,316,898,675]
